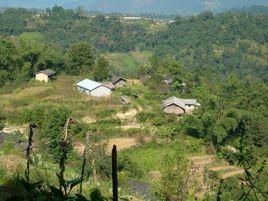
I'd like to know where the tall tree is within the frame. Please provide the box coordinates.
[93,57,109,81]
[65,42,95,75]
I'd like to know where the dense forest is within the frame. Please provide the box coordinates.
[0,5,267,201]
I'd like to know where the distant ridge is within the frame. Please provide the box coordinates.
[0,0,267,15]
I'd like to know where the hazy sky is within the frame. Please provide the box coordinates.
[0,0,267,14]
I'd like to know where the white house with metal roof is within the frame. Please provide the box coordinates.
[77,79,112,97]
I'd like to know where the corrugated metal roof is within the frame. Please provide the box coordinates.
[162,96,186,109]
[111,76,126,84]
[102,81,115,90]
[183,99,197,105]
[162,96,198,109]
[76,79,102,91]
[35,69,55,76]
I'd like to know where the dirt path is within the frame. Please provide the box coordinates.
[209,165,237,171]
[73,137,151,155]
[188,155,215,166]
[116,109,138,120]
[220,169,244,179]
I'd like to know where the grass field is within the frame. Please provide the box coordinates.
[119,136,205,178]
[104,51,152,77]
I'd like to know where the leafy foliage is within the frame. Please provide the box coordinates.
[42,107,71,162]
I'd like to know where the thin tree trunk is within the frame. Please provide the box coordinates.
[112,145,118,201]
[25,124,37,183]
[79,132,91,194]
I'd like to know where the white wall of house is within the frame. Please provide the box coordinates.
[90,86,111,97]
[78,86,90,95]
[36,73,49,82]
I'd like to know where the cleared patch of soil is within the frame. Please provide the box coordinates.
[105,137,139,152]
[2,124,28,134]
[81,116,97,124]
[220,169,244,179]
[188,155,215,166]
[116,109,138,120]
[209,165,237,171]
[121,123,142,130]
[73,137,152,155]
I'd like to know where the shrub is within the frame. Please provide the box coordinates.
[95,109,117,119]
[41,106,71,162]
[136,111,156,123]
[118,155,143,178]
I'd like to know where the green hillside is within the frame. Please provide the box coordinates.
[104,51,152,77]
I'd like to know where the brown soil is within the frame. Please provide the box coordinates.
[2,124,28,134]
[220,169,244,179]
[73,137,152,155]
[188,155,215,166]
[116,109,138,120]
[105,137,139,153]
[209,165,237,171]
[81,116,97,124]
[121,123,142,130]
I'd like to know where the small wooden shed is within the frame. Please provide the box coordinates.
[111,76,127,88]
[35,69,55,83]
[162,96,199,115]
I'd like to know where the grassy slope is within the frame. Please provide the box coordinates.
[119,137,205,175]
[0,75,122,120]
[0,74,208,199]
[104,51,152,77]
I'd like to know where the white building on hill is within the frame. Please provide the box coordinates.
[77,79,112,97]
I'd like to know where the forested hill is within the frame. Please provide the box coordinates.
[0,5,268,201]
[149,11,268,81]
[0,6,267,83]
[0,0,268,14]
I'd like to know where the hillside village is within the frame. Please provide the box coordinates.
[0,72,246,200]
[0,5,267,201]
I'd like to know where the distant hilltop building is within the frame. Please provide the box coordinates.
[35,69,55,83]
[162,96,200,115]
[123,16,142,20]
[77,79,113,97]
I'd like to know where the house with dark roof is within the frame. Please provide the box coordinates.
[35,69,55,82]
[162,96,200,115]
[103,81,115,90]
[111,76,127,88]
[77,79,112,97]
